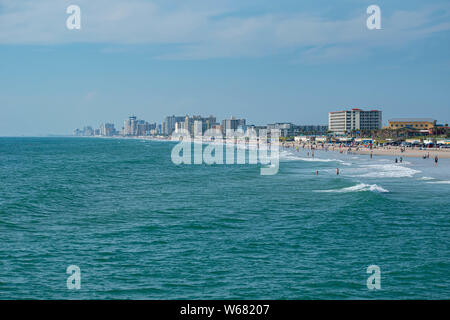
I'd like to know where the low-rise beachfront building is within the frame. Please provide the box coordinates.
[429,124,449,135]
[437,139,450,145]
[293,136,328,143]
[388,118,436,130]
[405,138,422,144]
[267,124,328,137]
[267,123,294,137]
[315,136,328,143]
[294,136,311,143]
[328,108,382,134]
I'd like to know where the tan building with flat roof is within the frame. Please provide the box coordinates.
[388,118,436,130]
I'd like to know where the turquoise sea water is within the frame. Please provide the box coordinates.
[0,137,449,299]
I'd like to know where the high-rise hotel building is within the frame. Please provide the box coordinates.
[221,117,246,135]
[328,108,382,134]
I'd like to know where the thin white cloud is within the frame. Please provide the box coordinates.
[0,0,449,61]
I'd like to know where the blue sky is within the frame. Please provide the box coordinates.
[0,0,449,135]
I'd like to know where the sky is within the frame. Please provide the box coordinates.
[0,0,449,136]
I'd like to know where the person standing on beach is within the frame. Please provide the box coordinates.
[435,156,438,165]
[400,157,403,163]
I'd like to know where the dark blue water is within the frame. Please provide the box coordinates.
[0,137,449,299]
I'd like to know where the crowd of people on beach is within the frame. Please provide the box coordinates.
[281,140,441,176]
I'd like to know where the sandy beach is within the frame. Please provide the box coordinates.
[283,142,450,159]
[104,135,450,159]
[353,147,450,158]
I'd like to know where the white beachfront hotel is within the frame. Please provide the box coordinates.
[328,108,382,134]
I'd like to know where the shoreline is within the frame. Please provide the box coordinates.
[70,135,450,159]
[283,142,450,159]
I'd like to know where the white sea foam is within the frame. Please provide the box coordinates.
[426,180,450,184]
[279,151,347,164]
[353,164,420,178]
[419,176,435,181]
[316,183,389,193]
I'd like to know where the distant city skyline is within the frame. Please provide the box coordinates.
[73,114,331,138]
[1,0,449,136]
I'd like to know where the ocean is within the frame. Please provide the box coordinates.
[0,137,449,299]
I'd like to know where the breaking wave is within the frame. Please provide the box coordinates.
[315,183,389,193]
[279,151,348,164]
[353,164,420,178]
